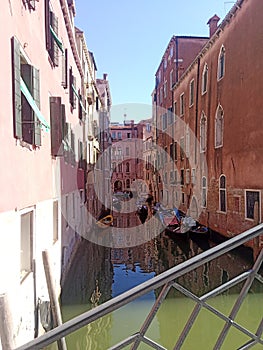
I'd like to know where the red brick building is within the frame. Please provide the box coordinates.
[167,0,263,256]
[153,35,209,203]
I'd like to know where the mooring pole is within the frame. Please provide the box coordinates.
[42,250,67,350]
[0,293,16,350]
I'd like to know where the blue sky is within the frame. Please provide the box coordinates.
[75,0,235,122]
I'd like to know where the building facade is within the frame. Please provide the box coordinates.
[0,0,111,347]
[153,0,263,257]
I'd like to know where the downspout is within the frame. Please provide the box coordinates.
[195,57,200,164]
[175,37,179,82]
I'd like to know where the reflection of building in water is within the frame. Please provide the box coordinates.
[61,239,113,305]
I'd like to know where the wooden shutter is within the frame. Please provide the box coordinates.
[78,92,83,120]
[50,96,63,156]
[69,68,73,107]
[11,36,22,139]
[45,0,51,51]
[62,48,68,88]
[21,64,34,144]
[32,67,41,146]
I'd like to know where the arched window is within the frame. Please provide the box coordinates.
[112,162,116,171]
[201,176,207,208]
[219,175,226,212]
[200,113,207,153]
[215,105,224,148]
[118,163,122,173]
[126,179,130,189]
[202,63,208,94]
[218,46,225,80]
[126,162,130,173]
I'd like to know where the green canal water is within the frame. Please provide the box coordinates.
[48,230,262,350]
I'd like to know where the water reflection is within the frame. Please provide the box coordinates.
[59,214,262,349]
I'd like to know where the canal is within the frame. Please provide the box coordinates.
[55,213,262,350]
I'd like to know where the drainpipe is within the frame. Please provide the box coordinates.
[195,57,200,165]
[175,37,179,82]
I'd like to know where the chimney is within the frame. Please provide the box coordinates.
[103,73,108,80]
[207,14,220,37]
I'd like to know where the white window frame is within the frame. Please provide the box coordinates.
[217,45,225,81]
[202,63,208,94]
[189,79,194,107]
[215,104,224,148]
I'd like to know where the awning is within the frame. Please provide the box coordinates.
[20,77,50,131]
[50,25,64,53]
[72,84,87,114]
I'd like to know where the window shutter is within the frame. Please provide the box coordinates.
[11,36,22,139]
[51,12,59,67]
[32,67,41,146]
[50,96,63,156]
[21,64,34,144]
[62,48,68,88]
[70,130,75,165]
[61,104,66,139]
[73,76,76,109]
[45,0,51,51]
[69,68,74,107]
[78,92,83,120]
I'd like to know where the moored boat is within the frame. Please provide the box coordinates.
[96,215,113,229]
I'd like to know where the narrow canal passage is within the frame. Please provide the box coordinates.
[58,212,262,350]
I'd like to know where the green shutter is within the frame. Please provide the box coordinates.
[11,36,22,139]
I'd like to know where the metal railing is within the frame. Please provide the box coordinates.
[15,224,263,350]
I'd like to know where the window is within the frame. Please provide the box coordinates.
[201,176,207,208]
[218,46,225,80]
[164,172,167,185]
[180,169,184,185]
[170,70,173,90]
[186,169,190,184]
[45,0,64,67]
[112,162,116,171]
[162,113,167,130]
[164,80,167,98]
[126,179,130,189]
[180,137,184,160]
[69,67,77,109]
[173,101,177,118]
[12,37,44,146]
[200,113,207,153]
[61,48,68,88]
[117,131,122,140]
[191,168,196,184]
[20,211,33,281]
[164,58,167,70]
[126,162,130,172]
[202,63,208,94]
[219,175,226,212]
[215,105,224,148]
[118,163,122,172]
[245,191,260,220]
[111,131,116,139]
[169,143,174,161]
[189,79,194,107]
[180,93,185,116]
[185,124,190,158]
[127,133,131,138]
[170,171,175,183]
[164,146,168,163]
[170,46,174,58]
[126,147,129,156]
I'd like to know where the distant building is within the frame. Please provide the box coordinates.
[110,120,144,196]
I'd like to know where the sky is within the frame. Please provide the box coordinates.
[74,0,235,122]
